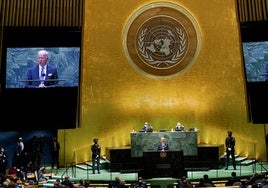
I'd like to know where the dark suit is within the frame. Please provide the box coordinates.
[25,65,58,88]
[0,149,8,176]
[157,142,169,151]
[225,133,236,170]
[225,174,241,186]
[91,141,101,174]
[142,125,153,132]
[50,138,60,169]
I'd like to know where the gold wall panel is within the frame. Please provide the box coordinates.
[59,0,268,165]
[1,0,268,166]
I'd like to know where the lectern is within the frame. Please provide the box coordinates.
[19,79,66,88]
[141,151,186,179]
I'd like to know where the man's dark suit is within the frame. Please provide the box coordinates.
[157,142,169,151]
[225,132,236,170]
[25,65,58,88]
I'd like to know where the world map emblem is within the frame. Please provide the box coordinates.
[123,2,201,79]
[160,151,167,158]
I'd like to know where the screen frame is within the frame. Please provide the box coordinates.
[0,26,82,130]
[5,46,81,89]
[1,26,82,90]
[240,22,268,124]
[242,41,268,83]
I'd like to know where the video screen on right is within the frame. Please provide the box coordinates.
[242,41,268,82]
[241,22,268,124]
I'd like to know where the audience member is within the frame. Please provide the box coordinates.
[53,178,64,188]
[61,175,74,188]
[16,167,26,182]
[245,172,264,186]
[225,171,241,186]
[78,179,86,188]
[110,176,126,188]
[20,151,31,173]
[121,179,126,186]
[0,173,5,186]
[0,146,8,176]
[8,166,17,176]
[52,179,60,187]
[203,174,215,187]
[134,181,146,188]
[255,178,268,187]
[37,167,48,183]
[25,160,36,173]
[84,182,91,188]
[157,137,169,151]
[195,178,205,188]
[176,176,192,188]
[113,176,120,185]
[133,177,147,188]
[2,177,14,187]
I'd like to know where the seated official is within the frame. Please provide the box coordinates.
[225,172,241,186]
[61,175,74,188]
[157,137,169,151]
[141,122,153,132]
[110,176,126,188]
[176,176,193,188]
[175,122,184,131]
[134,177,147,188]
[37,167,48,182]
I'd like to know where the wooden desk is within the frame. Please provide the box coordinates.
[142,151,186,179]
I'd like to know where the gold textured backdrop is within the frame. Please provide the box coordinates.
[57,0,268,165]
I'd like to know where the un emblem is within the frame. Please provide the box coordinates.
[123,2,201,80]
[160,151,167,158]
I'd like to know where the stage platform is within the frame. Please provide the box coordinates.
[40,145,267,187]
[38,158,268,188]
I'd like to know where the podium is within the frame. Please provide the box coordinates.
[19,79,66,88]
[141,151,186,179]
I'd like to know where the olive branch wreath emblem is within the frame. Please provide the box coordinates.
[138,28,186,67]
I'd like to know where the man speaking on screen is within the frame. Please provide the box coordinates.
[25,50,58,88]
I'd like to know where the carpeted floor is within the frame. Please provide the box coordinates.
[40,159,268,188]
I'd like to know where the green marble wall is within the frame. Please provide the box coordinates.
[130,131,198,157]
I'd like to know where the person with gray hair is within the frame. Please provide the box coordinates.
[157,137,169,151]
[25,49,58,88]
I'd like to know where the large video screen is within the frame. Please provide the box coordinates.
[0,27,81,130]
[242,41,268,82]
[5,47,80,88]
[241,22,268,124]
